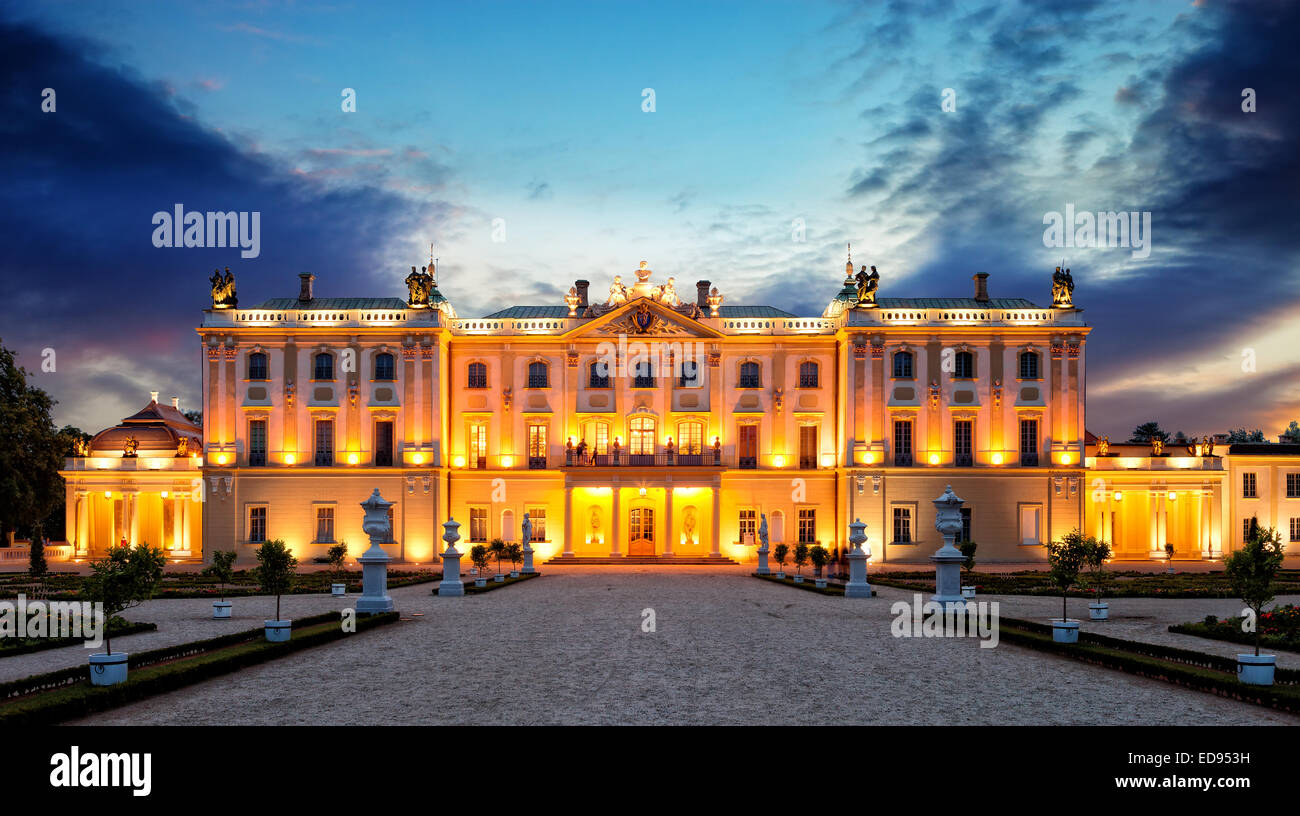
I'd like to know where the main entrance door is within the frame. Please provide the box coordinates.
[628,507,655,556]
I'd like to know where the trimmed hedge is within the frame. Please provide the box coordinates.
[0,570,441,601]
[1169,607,1300,655]
[870,568,1300,599]
[0,618,157,659]
[434,572,541,595]
[752,573,859,597]
[998,618,1300,715]
[0,610,397,725]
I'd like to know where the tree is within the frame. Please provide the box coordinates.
[1224,520,1286,657]
[1047,529,1090,623]
[183,409,203,427]
[203,550,237,603]
[28,537,46,578]
[1129,421,1169,444]
[254,539,298,622]
[40,426,91,541]
[1226,428,1266,443]
[84,543,165,654]
[773,543,789,573]
[326,542,348,584]
[505,542,523,573]
[488,538,506,576]
[809,544,829,578]
[793,543,809,577]
[1281,421,1300,443]
[1082,537,1112,601]
[959,541,977,580]
[469,544,490,576]
[0,342,64,546]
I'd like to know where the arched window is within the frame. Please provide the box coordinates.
[954,350,975,379]
[892,351,914,379]
[467,362,488,389]
[374,353,395,381]
[1018,351,1040,380]
[739,361,761,389]
[588,361,610,388]
[798,361,819,389]
[313,352,334,381]
[632,359,655,389]
[629,416,656,457]
[527,361,549,389]
[247,352,268,380]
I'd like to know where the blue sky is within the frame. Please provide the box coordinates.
[2,0,1298,440]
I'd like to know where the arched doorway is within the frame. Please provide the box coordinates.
[629,507,655,556]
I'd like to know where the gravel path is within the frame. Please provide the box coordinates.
[56,566,1294,725]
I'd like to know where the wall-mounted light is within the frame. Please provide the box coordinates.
[104,491,112,498]
[991,452,1003,465]
[863,451,875,465]
[639,487,647,498]
[500,455,513,469]
[160,490,168,499]
[215,453,229,465]
[821,453,835,468]
[928,452,940,465]
[412,453,424,465]
[284,453,296,465]
[1060,452,1073,465]
[347,452,360,465]
[773,455,787,468]
[1113,491,1123,501]
[453,455,466,468]
[1168,491,1178,501]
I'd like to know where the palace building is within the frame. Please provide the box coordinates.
[56,253,1300,565]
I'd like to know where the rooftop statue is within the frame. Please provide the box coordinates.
[1052,265,1075,308]
[405,265,434,308]
[210,267,237,309]
[854,264,880,307]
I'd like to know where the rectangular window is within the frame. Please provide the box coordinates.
[248,419,267,467]
[1243,518,1253,543]
[1287,473,1299,498]
[893,420,913,466]
[315,506,335,543]
[1019,504,1042,546]
[738,509,756,545]
[528,423,547,469]
[954,420,972,467]
[528,507,548,542]
[797,508,816,545]
[314,419,334,466]
[1290,518,1300,543]
[959,507,972,544]
[738,425,758,469]
[677,422,703,456]
[893,353,913,379]
[678,360,700,388]
[470,507,487,543]
[893,506,912,543]
[799,425,818,469]
[1019,419,1039,466]
[633,361,655,389]
[1243,472,1257,499]
[375,420,394,467]
[469,424,487,469]
[248,506,266,543]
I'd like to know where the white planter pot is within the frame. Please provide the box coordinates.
[493,574,505,583]
[212,601,232,619]
[510,570,520,578]
[775,572,785,579]
[1237,653,1276,686]
[475,578,487,587]
[794,575,804,583]
[1166,566,1175,574]
[264,620,292,642]
[1051,619,1080,644]
[89,652,129,686]
[1088,602,1109,621]
[961,586,976,598]
[815,579,827,589]
[331,583,346,597]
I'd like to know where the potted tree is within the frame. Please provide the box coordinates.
[809,545,829,588]
[1164,541,1176,574]
[1224,520,1286,685]
[505,542,522,578]
[83,543,165,685]
[772,543,788,579]
[488,538,506,582]
[959,541,978,598]
[1084,537,1113,620]
[255,539,298,642]
[470,545,490,587]
[203,550,237,618]
[327,542,348,596]
[792,543,809,583]
[1046,530,1089,643]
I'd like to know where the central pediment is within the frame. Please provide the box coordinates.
[568,297,723,339]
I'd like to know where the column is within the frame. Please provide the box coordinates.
[1158,493,1169,555]
[663,484,674,557]
[178,497,192,557]
[610,483,622,557]
[562,484,574,557]
[1200,489,1212,558]
[75,492,89,556]
[710,483,721,557]
[1148,491,1160,557]
[128,492,139,547]
[172,496,183,554]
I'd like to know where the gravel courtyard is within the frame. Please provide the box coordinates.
[41,566,1294,726]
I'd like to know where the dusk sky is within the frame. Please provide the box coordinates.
[2,0,1297,440]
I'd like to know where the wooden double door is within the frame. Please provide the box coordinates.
[628,507,655,556]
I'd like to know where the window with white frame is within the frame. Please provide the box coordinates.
[315,506,335,543]
[1243,472,1258,499]
[1019,504,1042,546]
[797,508,816,545]
[248,505,267,543]
[892,506,912,543]
[1287,473,1299,498]
[1290,518,1300,543]
[470,507,488,542]
[738,508,756,545]
[527,507,548,542]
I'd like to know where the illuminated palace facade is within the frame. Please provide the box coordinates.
[58,254,1300,565]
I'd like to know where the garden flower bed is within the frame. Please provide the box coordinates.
[1169,605,1300,654]
[870,569,1300,599]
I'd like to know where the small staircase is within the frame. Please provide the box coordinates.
[543,555,739,565]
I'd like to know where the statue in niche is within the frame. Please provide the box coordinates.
[682,506,697,547]
[589,506,602,544]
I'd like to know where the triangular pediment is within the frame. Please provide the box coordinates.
[565,297,723,339]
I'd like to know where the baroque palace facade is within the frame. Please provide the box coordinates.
[57,254,1300,565]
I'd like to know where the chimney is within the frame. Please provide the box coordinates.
[298,272,315,303]
[171,396,180,409]
[150,390,159,404]
[575,280,589,308]
[972,272,989,303]
[697,280,711,310]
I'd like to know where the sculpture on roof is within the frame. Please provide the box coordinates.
[406,265,434,308]
[123,436,139,457]
[854,265,880,308]
[1052,266,1075,308]
[176,437,189,457]
[210,267,237,309]
[658,276,679,306]
[607,275,629,307]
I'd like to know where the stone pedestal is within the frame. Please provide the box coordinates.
[930,485,966,610]
[756,542,770,575]
[355,489,396,613]
[844,518,872,598]
[438,519,465,597]
[521,511,536,574]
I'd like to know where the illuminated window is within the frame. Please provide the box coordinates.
[247,352,268,381]
[798,361,819,389]
[797,508,816,545]
[248,506,266,543]
[739,361,761,389]
[892,351,914,379]
[470,507,487,542]
[469,424,487,469]
[528,422,548,469]
[374,353,395,381]
[467,362,488,389]
[313,353,334,381]
[677,421,703,455]
[629,416,656,456]
[528,507,548,542]
[738,509,757,545]
[584,420,610,455]
[315,506,335,543]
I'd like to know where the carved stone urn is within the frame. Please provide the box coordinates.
[355,489,394,614]
[438,518,465,597]
[844,518,872,598]
[930,486,967,609]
